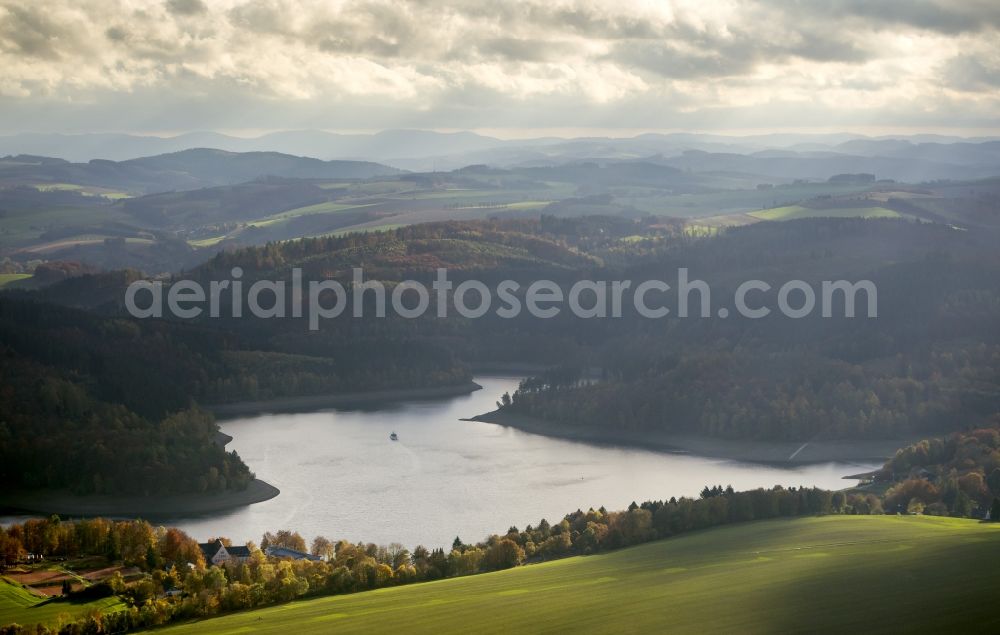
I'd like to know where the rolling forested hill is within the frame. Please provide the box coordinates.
[176,216,1000,441]
[35,216,1000,432]
[2,145,997,277]
[2,214,998,497]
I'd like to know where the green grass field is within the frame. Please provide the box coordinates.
[31,184,131,199]
[750,205,901,221]
[251,201,376,226]
[0,578,124,629]
[684,213,761,235]
[148,516,1000,635]
[0,273,32,288]
[187,235,230,248]
[625,183,874,217]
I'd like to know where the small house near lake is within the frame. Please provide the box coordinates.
[199,540,252,566]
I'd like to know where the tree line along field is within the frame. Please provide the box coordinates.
[145,516,1000,635]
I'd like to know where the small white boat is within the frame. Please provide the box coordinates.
[390,432,398,441]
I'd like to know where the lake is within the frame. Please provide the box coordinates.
[157,376,878,549]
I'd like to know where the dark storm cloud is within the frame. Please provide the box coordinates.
[226,0,293,36]
[222,0,865,72]
[105,26,129,42]
[165,0,207,16]
[1,0,999,133]
[519,4,661,40]
[764,0,1000,35]
[228,0,427,58]
[464,38,579,63]
[942,54,1000,90]
[316,34,402,57]
[606,17,870,80]
[0,3,83,59]
[611,41,755,80]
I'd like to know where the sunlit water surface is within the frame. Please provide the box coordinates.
[2,377,878,548]
[164,376,877,547]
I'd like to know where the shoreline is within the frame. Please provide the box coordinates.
[0,478,280,519]
[467,362,550,375]
[208,381,483,418]
[469,409,912,465]
[1,382,486,520]
[467,362,602,380]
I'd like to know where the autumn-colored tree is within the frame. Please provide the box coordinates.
[261,530,307,552]
[482,539,525,571]
[311,536,335,560]
[386,543,410,569]
[159,527,205,568]
[958,471,987,501]
[0,530,24,568]
[884,479,940,513]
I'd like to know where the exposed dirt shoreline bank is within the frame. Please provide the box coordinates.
[1,382,488,519]
[469,408,913,465]
[0,478,280,519]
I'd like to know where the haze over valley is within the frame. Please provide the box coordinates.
[1,1,999,633]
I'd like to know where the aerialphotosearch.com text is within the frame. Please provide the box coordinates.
[124,267,878,330]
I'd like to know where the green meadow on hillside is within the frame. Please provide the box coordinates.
[750,205,900,221]
[625,182,875,217]
[0,273,31,288]
[0,578,124,629]
[250,201,376,227]
[149,516,1000,635]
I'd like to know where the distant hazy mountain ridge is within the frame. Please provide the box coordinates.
[0,148,401,194]
[3,130,1000,181]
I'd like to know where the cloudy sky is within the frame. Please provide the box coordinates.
[1,0,998,136]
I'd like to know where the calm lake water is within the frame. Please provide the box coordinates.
[155,376,877,549]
